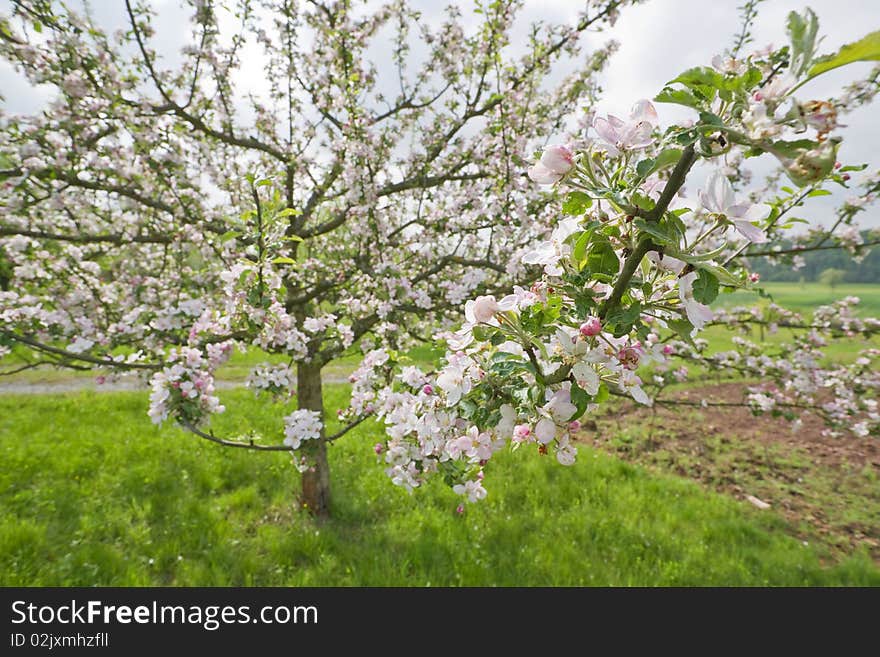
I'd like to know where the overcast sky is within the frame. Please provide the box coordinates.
[2,0,878,228]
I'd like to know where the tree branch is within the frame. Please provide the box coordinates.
[600,144,697,318]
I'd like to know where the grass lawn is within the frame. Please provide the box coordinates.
[717,282,880,317]
[1,385,878,586]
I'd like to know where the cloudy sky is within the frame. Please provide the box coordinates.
[2,0,878,228]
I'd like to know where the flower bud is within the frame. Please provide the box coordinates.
[539,144,575,175]
[579,316,602,337]
[472,295,501,323]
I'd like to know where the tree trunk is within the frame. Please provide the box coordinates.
[297,361,331,518]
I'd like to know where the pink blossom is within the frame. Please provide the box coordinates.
[579,316,602,337]
[512,424,533,444]
[699,171,770,243]
[527,144,574,185]
[593,99,658,156]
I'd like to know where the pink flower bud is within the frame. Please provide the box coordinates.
[374,443,384,455]
[749,272,760,283]
[568,420,581,432]
[422,384,434,395]
[455,504,465,515]
[348,374,357,383]
[95,375,106,385]
[662,344,674,356]
[471,295,501,324]
[539,144,575,175]
[579,316,602,337]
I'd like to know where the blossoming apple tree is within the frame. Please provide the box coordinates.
[363,8,880,505]
[0,0,634,516]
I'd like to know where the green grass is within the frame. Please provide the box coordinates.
[1,385,877,586]
[717,282,880,317]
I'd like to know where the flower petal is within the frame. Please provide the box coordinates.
[630,99,658,126]
[540,144,574,175]
[527,162,562,185]
[592,116,619,147]
[733,219,769,243]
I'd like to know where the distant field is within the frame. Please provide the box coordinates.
[716,282,880,317]
[701,282,880,362]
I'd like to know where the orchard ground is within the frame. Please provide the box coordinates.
[1,283,878,585]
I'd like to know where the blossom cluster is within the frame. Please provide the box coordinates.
[371,10,880,504]
[148,345,230,426]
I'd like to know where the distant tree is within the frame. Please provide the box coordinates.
[819,267,846,289]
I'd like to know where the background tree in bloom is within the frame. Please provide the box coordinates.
[0,0,634,516]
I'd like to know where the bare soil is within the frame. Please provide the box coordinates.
[582,382,880,561]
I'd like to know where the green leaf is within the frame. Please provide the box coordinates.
[655,87,703,109]
[769,138,821,159]
[670,66,723,91]
[634,219,674,246]
[691,269,719,304]
[606,302,642,338]
[593,382,609,404]
[807,189,832,197]
[569,381,593,421]
[636,148,682,179]
[276,207,302,218]
[724,67,762,93]
[682,243,729,262]
[807,30,880,80]
[636,158,655,179]
[698,111,723,127]
[562,191,593,216]
[630,192,654,212]
[572,231,592,268]
[219,230,240,243]
[667,318,696,346]
[271,256,296,265]
[586,239,619,277]
[695,262,742,287]
[787,9,820,76]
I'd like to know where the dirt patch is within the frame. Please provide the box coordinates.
[580,381,880,562]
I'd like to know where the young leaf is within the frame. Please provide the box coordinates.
[691,269,719,304]
[806,30,880,80]
[586,239,619,276]
[655,87,703,109]
[562,191,593,215]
